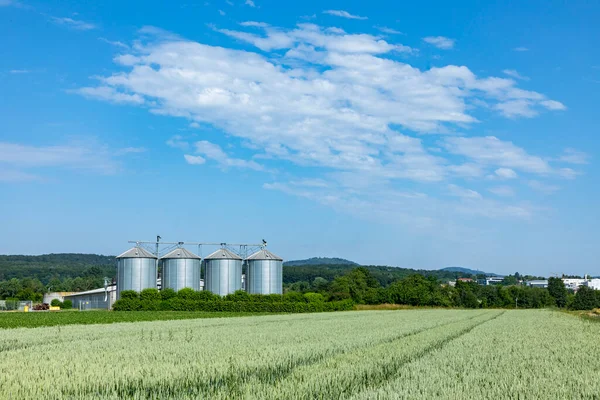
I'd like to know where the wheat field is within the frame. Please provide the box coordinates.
[1,310,598,399]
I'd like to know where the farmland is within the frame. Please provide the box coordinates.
[1,310,599,399]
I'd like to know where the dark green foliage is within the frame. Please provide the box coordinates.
[548,277,568,307]
[283,257,358,266]
[160,288,177,301]
[140,288,161,302]
[283,291,305,303]
[0,253,115,283]
[119,290,139,300]
[176,288,196,300]
[0,311,267,329]
[224,290,251,302]
[571,286,599,310]
[50,299,62,307]
[62,299,72,309]
[113,298,354,313]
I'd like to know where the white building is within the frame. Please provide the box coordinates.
[583,279,600,290]
[477,277,504,286]
[526,280,548,288]
[562,278,586,291]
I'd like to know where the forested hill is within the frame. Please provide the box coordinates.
[0,254,116,283]
[283,257,358,266]
[283,264,476,287]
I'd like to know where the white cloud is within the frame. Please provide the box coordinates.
[423,36,455,50]
[503,69,529,81]
[184,154,206,165]
[240,21,269,28]
[115,147,146,155]
[75,24,574,224]
[323,10,368,20]
[98,37,129,49]
[218,9,225,16]
[558,167,578,180]
[50,16,96,31]
[540,100,566,111]
[193,140,265,171]
[488,186,515,197]
[443,136,551,174]
[0,169,39,182]
[9,69,30,74]
[75,86,144,104]
[189,122,201,128]
[447,184,482,200]
[375,26,403,35]
[245,0,255,7]
[0,0,14,6]
[166,135,189,150]
[513,47,529,52]
[559,148,589,165]
[494,168,518,179]
[528,180,559,194]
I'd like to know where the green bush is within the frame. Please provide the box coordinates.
[195,290,220,301]
[303,292,325,303]
[120,290,139,300]
[50,299,62,307]
[224,290,251,302]
[140,288,161,302]
[160,288,177,301]
[62,299,73,309]
[176,288,196,300]
[113,298,354,313]
[283,291,305,303]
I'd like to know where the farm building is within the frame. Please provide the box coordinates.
[477,277,504,286]
[64,286,116,310]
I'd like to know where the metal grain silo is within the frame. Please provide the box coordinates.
[246,249,283,294]
[116,247,158,299]
[204,248,242,296]
[160,248,201,292]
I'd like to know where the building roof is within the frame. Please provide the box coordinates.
[204,248,242,260]
[160,247,201,260]
[64,286,116,297]
[116,247,157,259]
[246,249,283,261]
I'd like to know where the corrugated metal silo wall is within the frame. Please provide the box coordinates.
[161,258,201,292]
[247,259,283,294]
[204,259,242,296]
[116,258,157,299]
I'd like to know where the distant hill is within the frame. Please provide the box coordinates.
[284,257,358,267]
[0,253,116,283]
[440,266,492,276]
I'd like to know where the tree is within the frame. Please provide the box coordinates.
[572,286,598,310]
[548,277,568,308]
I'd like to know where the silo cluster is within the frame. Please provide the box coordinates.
[115,244,283,300]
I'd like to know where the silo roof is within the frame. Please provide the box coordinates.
[204,248,242,260]
[246,249,283,261]
[116,247,157,259]
[160,247,201,260]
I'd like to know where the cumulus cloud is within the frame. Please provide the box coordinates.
[245,0,255,7]
[423,36,455,49]
[74,24,575,223]
[184,154,206,165]
[98,37,129,49]
[528,180,559,194]
[375,26,403,35]
[494,168,518,179]
[323,10,368,20]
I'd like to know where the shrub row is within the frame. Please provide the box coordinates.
[121,289,326,304]
[113,298,354,313]
[50,299,73,309]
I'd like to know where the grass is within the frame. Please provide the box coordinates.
[0,310,270,329]
[0,310,598,399]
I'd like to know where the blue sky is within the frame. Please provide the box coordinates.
[1,0,599,276]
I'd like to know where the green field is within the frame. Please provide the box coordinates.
[1,310,598,399]
[0,311,269,329]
